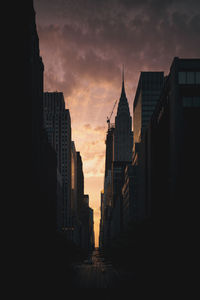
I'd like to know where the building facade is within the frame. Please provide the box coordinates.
[148,58,200,225]
[114,76,133,162]
[132,72,164,221]
[43,92,72,232]
[100,73,133,247]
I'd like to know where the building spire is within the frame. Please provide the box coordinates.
[116,65,130,117]
[121,64,126,98]
[122,64,124,84]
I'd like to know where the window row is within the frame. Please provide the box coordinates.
[142,106,156,112]
[178,72,200,85]
[182,97,200,107]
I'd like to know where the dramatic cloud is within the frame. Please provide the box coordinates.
[34,0,200,245]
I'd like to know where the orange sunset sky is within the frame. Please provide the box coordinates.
[34,0,200,246]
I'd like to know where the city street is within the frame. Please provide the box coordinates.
[72,249,122,288]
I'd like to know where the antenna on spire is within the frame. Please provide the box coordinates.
[122,64,125,83]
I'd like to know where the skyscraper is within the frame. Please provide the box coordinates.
[114,72,133,162]
[43,92,72,232]
[105,126,115,178]
[148,58,200,224]
[29,1,57,235]
[76,151,84,218]
[133,72,164,144]
[132,72,164,221]
[110,72,133,239]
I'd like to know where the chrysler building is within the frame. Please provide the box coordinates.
[114,71,133,162]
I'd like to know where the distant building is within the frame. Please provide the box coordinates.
[89,208,95,250]
[80,194,94,251]
[99,191,104,248]
[100,72,133,247]
[111,73,133,237]
[99,126,114,248]
[84,194,89,206]
[105,126,115,178]
[76,152,84,218]
[71,141,77,215]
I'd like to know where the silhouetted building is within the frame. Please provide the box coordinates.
[99,191,104,248]
[80,194,94,251]
[56,169,64,231]
[43,92,72,232]
[100,72,133,247]
[132,72,164,221]
[133,72,164,144]
[100,126,114,248]
[29,1,57,236]
[105,126,115,178]
[89,208,95,250]
[114,72,133,162]
[76,151,84,217]
[29,0,58,284]
[100,171,113,248]
[110,161,129,239]
[148,57,200,226]
[71,142,77,214]
[30,0,45,202]
[122,164,135,230]
[71,141,81,245]
[110,73,133,237]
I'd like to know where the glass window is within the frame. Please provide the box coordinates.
[179,72,186,84]
[196,72,200,84]
[183,97,191,107]
[193,97,200,107]
[183,97,200,107]
[187,72,195,84]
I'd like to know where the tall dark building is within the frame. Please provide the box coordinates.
[76,151,84,217]
[122,164,135,230]
[105,126,115,178]
[71,141,77,215]
[80,195,91,251]
[30,1,45,196]
[114,73,133,162]
[111,73,133,236]
[71,141,81,245]
[89,208,95,251]
[29,1,57,235]
[28,0,61,285]
[133,72,164,144]
[100,72,133,246]
[43,92,72,232]
[148,58,200,225]
[132,72,164,221]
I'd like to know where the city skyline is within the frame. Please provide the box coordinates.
[33,0,200,246]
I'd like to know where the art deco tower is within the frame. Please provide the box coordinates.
[114,71,133,162]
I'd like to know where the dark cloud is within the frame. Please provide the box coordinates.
[34,0,200,98]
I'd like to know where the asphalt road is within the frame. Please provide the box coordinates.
[72,249,121,288]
